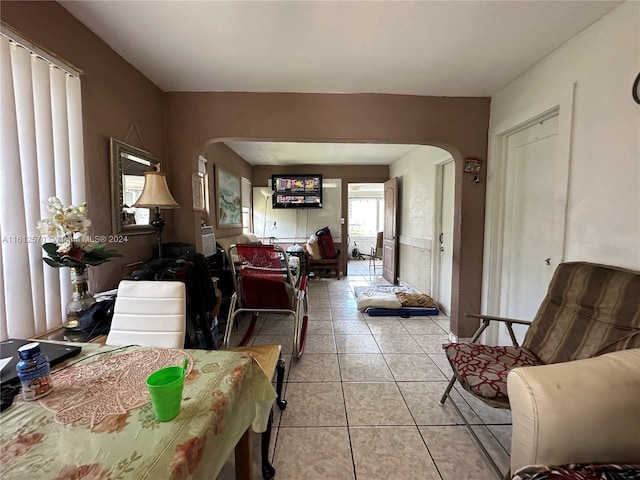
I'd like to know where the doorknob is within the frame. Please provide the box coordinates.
[439,233,444,245]
[545,258,551,266]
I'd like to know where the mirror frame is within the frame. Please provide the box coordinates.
[110,138,161,235]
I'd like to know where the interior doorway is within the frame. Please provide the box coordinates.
[484,88,574,346]
[347,183,384,269]
[433,159,455,314]
[500,113,561,341]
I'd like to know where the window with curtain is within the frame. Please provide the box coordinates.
[195,155,208,215]
[241,177,252,234]
[0,28,85,340]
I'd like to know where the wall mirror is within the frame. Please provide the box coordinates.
[110,138,161,235]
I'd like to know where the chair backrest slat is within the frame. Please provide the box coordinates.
[106,280,186,348]
[523,262,640,364]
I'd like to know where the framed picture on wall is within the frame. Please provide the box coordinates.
[192,172,205,211]
[215,165,242,228]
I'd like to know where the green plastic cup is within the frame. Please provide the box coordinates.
[146,366,185,422]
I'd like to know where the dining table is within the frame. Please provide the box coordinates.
[0,342,276,480]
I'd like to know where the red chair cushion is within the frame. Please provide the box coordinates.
[444,343,542,403]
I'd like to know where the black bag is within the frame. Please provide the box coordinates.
[78,299,116,340]
[127,253,218,350]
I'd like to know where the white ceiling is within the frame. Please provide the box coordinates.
[224,141,420,166]
[59,0,621,165]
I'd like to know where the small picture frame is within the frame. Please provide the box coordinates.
[464,158,482,175]
[192,172,205,211]
[464,157,482,183]
[215,165,242,228]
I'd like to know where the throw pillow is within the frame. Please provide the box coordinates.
[396,292,437,308]
[306,234,323,260]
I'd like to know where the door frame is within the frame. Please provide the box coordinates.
[382,177,398,284]
[482,84,575,344]
[431,154,455,313]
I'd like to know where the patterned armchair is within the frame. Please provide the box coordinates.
[439,261,640,478]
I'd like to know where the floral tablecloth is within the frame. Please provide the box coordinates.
[0,343,276,480]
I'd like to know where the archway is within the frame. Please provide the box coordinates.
[163,92,489,338]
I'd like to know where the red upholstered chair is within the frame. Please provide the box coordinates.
[221,244,309,358]
[439,261,640,479]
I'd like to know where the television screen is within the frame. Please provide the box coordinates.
[272,174,323,208]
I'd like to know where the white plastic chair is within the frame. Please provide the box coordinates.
[106,280,186,348]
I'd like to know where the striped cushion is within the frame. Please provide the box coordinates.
[523,262,640,365]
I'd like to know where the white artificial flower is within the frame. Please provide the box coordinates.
[76,236,97,252]
[46,197,64,213]
[36,220,50,235]
[63,212,86,233]
[56,238,72,254]
[41,221,66,241]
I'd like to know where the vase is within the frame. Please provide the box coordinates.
[65,266,96,331]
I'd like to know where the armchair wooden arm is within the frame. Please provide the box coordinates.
[464,313,532,346]
[465,313,532,325]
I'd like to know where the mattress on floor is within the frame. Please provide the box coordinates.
[354,285,438,315]
[365,306,439,317]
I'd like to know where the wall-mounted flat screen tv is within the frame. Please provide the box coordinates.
[272,174,323,208]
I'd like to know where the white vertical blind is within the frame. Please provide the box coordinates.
[0,32,84,339]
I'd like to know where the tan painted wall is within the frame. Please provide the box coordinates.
[164,93,490,336]
[398,244,432,292]
[390,146,454,300]
[253,164,389,277]
[4,3,491,337]
[200,142,253,240]
[2,1,167,293]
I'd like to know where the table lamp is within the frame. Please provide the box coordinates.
[133,170,180,258]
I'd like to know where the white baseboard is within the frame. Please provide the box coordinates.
[448,333,474,343]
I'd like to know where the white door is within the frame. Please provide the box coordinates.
[501,114,560,341]
[437,160,455,314]
[382,177,398,284]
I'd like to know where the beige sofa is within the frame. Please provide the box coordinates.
[507,348,640,478]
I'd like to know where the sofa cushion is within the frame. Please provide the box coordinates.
[443,343,542,407]
[523,262,640,365]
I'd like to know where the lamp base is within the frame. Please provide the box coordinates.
[151,207,166,258]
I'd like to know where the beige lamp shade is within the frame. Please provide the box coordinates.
[133,171,180,209]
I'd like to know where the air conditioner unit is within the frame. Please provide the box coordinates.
[201,225,216,258]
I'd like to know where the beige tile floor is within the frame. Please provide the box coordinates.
[218,260,511,480]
